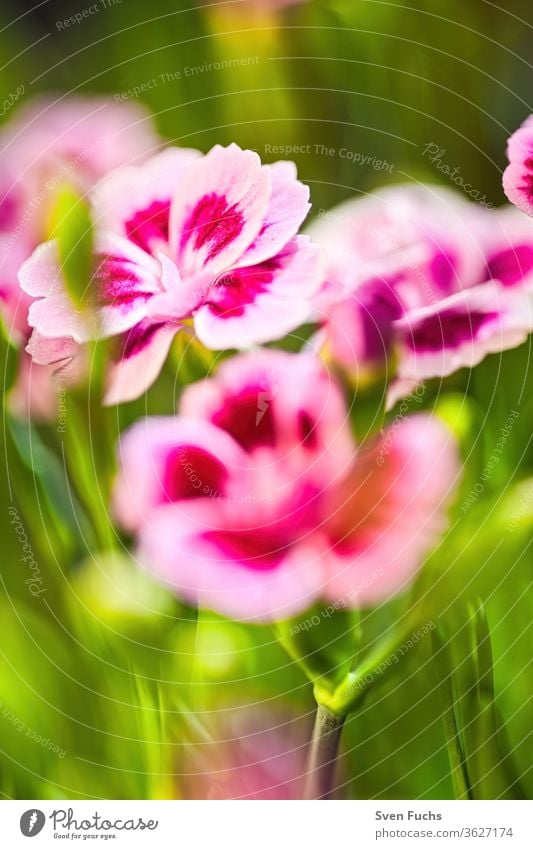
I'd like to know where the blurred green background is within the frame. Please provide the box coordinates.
[0,0,532,799]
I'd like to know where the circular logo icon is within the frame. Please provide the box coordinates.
[20,810,46,837]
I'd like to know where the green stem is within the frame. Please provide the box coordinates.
[304,704,345,800]
[61,399,115,552]
[315,616,428,716]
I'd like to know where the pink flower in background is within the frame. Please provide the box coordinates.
[503,115,533,217]
[308,185,533,385]
[1,95,157,225]
[1,95,159,417]
[114,350,459,621]
[20,144,322,404]
[180,707,309,800]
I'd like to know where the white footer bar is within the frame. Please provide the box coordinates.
[1,799,531,848]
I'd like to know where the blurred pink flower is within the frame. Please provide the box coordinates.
[114,349,459,621]
[0,94,159,417]
[21,144,323,404]
[179,707,309,800]
[308,185,533,385]
[503,115,533,217]
[2,94,157,230]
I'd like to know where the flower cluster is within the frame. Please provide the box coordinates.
[6,96,533,622]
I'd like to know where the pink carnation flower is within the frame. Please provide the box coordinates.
[114,350,459,622]
[20,145,323,404]
[308,185,533,385]
[503,115,533,217]
[1,95,159,417]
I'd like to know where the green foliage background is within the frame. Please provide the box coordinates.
[0,0,531,799]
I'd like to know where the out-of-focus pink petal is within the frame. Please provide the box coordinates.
[1,95,162,401]
[480,206,533,289]
[1,236,34,337]
[308,184,488,311]
[137,499,326,622]
[323,414,460,605]
[193,237,324,348]
[25,328,78,366]
[394,282,533,381]
[170,144,270,278]
[2,96,159,196]
[180,349,353,478]
[236,161,310,267]
[114,417,251,532]
[92,147,201,253]
[503,116,533,217]
[1,96,160,255]
[323,275,404,373]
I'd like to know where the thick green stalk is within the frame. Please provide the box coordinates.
[304,704,346,800]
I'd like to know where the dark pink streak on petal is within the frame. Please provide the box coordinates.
[163,445,228,501]
[94,255,154,308]
[211,384,276,452]
[486,244,533,287]
[207,257,281,318]
[518,156,533,205]
[358,277,404,362]
[202,528,288,571]
[297,410,318,450]
[125,199,171,254]
[180,193,244,261]
[405,308,499,352]
[429,249,457,293]
[117,320,167,359]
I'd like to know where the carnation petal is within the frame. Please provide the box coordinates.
[170,143,270,278]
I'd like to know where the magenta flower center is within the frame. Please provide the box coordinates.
[163,445,228,500]
[211,385,277,451]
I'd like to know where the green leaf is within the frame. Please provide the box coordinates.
[0,315,19,396]
[438,604,526,800]
[430,627,472,799]
[52,185,94,309]
[7,414,92,555]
